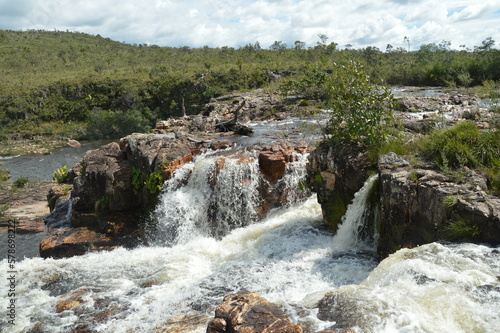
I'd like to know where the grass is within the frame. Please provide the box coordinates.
[442,218,480,241]
[419,121,500,170]
[442,195,459,210]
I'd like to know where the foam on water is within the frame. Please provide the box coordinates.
[2,148,499,332]
[2,196,380,332]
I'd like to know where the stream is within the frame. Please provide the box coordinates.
[0,97,499,332]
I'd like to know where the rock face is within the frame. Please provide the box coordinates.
[306,141,371,231]
[42,133,311,258]
[306,143,500,256]
[207,290,303,333]
[378,152,500,255]
[41,134,200,258]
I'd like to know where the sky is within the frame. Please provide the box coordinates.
[1,0,499,51]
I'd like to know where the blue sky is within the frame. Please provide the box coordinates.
[0,0,499,50]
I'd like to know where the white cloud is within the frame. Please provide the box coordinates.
[0,0,498,50]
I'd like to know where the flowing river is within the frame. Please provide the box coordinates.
[1,146,499,333]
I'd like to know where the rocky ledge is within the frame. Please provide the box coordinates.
[41,132,310,258]
[307,142,500,257]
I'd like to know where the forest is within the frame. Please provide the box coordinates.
[0,29,499,144]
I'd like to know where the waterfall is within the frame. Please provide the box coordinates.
[2,159,499,333]
[332,174,378,253]
[148,148,310,246]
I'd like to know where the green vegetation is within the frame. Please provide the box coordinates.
[13,176,29,188]
[0,163,10,184]
[420,121,500,170]
[442,218,480,241]
[53,165,69,184]
[442,195,459,210]
[1,30,499,154]
[132,167,165,195]
[324,62,395,147]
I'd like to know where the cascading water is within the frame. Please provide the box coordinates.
[1,151,499,333]
[147,148,309,245]
[332,174,378,253]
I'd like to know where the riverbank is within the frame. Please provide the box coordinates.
[0,181,53,234]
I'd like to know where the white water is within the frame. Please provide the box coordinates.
[148,148,308,245]
[332,174,378,253]
[1,150,499,333]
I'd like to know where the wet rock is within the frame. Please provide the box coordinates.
[39,226,140,259]
[155,313,209,333]
[258,142,302,183]
[306,142,371,231]
[44,198,72,229]
[56,289,88,313]
[207,290,303,333]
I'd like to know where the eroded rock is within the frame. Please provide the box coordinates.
[207,290,303,333]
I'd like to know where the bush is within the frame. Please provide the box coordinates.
[0,163,10,183]
[325,61,396,147]
[421,121,500,169]
[13,176,29,188]
[86,107,153,139]
[53,165,68,183]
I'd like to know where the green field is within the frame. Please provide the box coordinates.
[1,30,499,148]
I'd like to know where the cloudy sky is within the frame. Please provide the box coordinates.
[1,0,499,50]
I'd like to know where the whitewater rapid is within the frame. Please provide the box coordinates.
[1,149,499,333]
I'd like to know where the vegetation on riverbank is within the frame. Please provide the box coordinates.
[1,29,500,156]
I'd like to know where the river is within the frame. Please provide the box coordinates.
[0,140,111,182]
[1,145,499,332]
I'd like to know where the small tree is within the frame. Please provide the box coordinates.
[325,61,395,147]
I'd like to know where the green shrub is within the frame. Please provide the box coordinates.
[132,167,165,195]
[325,61,396,147]
[53,165,68,183]
[442,195,459,209]
[442,218,480,240]
[0,163,10,183]
[86,107,154,139]
[13,176,29,188]
[421,121,500,170]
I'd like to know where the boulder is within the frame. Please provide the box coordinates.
[39,226,140,259]
[317,291,371,332]
[306,141,371,231]
[258,142,307,183]
[207,290,303,333]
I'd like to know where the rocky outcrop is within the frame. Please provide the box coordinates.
[306,143,499,256]
[207,291,303,333]
[396,91,479,113]
[41,134,201,258]
[377,152,500,255]
[152,89,298,137]
[306,141,371,231]
[42,133,311,258]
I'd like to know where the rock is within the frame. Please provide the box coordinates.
[44,198,73,230]
[155,313,209,333]
[377,153,500,256]
[56,289,88,313]
[306,142,371,231]
[47,184,72,212]
[67,139,81,148]
[39,226,140,259]
[316,291,376,332]
[207,290,303,333]
[258,142,301,182]
[403,120,436,134]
